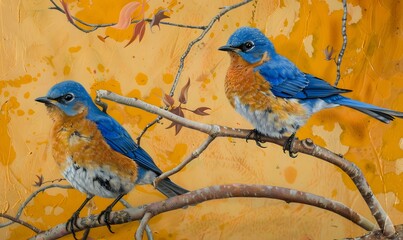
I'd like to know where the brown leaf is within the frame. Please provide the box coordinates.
[125,20,146,47]
[179,78,191,104]
[33,175,44,187]
[323,45,334,61]
[150,9,170,30]
[175,108,184,135]
[192,107,211,116]
[163,93,175,107]
[166,107,180,129]
[112,2,141,30]
[60,0,74,24]
[166,107,184,135]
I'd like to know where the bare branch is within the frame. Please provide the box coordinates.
[49,0,206,33]
[0,213,42,233]
[334,0,348,86]
[96,90,395,236]
[135,212,153,240]
[30,184,376,240]
[153,135,216,186]
[139,0,253,140]
[136,116,162,145]
[0,184,72,228]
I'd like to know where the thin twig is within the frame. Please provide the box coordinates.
[138,0,253,142]
[334,0,347,86]
[30,184,376,239]
[135,212,153,240]
[96,90,395,236]
[0,184,72,228]
[49,0,206,33]
[136,116,162,145]
[153,135,217,186]
[0,213,42,233]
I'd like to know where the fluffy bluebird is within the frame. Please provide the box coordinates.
[219,27,403,156]
[36,80,188,238]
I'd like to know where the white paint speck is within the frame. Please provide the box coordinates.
[303,35,314,57]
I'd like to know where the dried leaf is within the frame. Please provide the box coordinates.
[175,108,184,135]
[60,0,74,24]
[112,2,141,30]
[323,45,334,61]
[33,175,44,187]
[163,93,175,107]
[166,107,180,129]
[125,20,146,47]
[166,107,184,135]
[192,107,211,116]
[179,78,191,104]
[150,9,170,30]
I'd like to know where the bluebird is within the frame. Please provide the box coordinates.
[219,27,403,156]
[36,80,188,238]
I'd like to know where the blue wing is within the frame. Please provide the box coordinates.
[256,55,351,99]
[87,110,162,175]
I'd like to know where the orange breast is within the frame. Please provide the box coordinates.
[50,107,137,182]
[224,53,306,119]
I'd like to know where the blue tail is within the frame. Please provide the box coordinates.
[330,96,403,123]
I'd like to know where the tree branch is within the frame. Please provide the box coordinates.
[96,90,395,237]
[153,135,216,186]
[0,184,72,228]
[30,184,376,240]
[334,0,348,86]
[0,213,42,233]
[49,0,209,33]
[135,212,153,240]
[137,0,253,141]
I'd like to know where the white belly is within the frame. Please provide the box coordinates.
[233,97,308,138]
[63,156,135,198]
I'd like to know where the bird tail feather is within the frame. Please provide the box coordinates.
[337,97,403,123]
[156,178,189,198]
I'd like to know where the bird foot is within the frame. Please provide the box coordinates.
[283,132,298,158]
[98,206,114,233]
[66,211,81,240]
[246,129,267,148]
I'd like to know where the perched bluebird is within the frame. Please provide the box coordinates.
[219,27,403,156]
[36,80,188,238]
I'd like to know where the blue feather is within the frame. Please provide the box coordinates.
[87,110,163,175]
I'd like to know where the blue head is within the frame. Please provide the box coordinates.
[219,27,276,64]
[35,80,98,117]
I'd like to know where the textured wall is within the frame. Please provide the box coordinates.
[1,0,402,239]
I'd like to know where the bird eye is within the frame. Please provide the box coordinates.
[241,41,255,52]
[63,93,74,102]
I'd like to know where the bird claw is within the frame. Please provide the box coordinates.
[66,211,80,240]
[246,129,267,148]
[283,132,298,158]
[98,207,114,233]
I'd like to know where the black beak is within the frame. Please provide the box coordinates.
[35,96,52,104]
[218,45,237,52]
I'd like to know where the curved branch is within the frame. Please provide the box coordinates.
[153,135,216,186]
[137,0,253,141]
[30,184,375,240]
[0,213,42,233]
[96,90,395,236]
[0,184,72,228]
[334,0,347,86]
[135,212,153,240]
[49,0,207,33]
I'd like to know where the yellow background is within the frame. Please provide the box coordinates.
[1,0,402,239]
